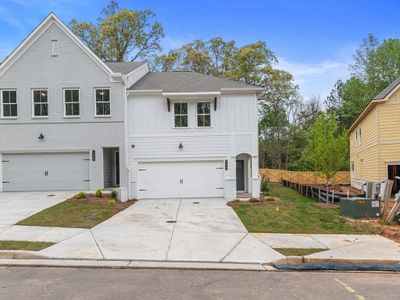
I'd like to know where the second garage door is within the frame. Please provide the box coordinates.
[2,152,90,191]
[137,161,224,198]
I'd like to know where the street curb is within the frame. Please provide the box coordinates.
[0,258,271,271]
[302,257,400,265]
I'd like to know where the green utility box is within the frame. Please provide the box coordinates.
[340,198,380,219]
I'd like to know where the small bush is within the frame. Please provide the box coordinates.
[249,198,260,203]
[95,189,103,198]
[111,189,118,199]
[107,199,117,207]
[260,175,270,193]
[75,192,86,199]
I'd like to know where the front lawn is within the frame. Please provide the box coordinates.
[17,193,134,228]
[0,241,53,251]
[230,183,381,234]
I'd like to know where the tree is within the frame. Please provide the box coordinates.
[70,0,164,62]
[301,113,348,188]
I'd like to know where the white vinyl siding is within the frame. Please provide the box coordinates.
[1,90,17,118]
[32,89,48,117]
[64,89,80,117]
[95,88,110,116]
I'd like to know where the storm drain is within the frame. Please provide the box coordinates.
[166,220,177,224]
[192,202,200,204]
[47,194,55,197]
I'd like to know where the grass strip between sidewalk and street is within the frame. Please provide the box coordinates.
[0,241,54,251]
[230,183,381,234]
[273,248,326,256]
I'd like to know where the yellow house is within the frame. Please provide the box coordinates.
[349,78,400,192]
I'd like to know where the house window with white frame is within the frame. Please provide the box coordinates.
[95,89,110,116]
[174,103,188,127]
[197,102,211,127]
[33,90,48,117]
[1,90,17,118]
[64,89,80,117]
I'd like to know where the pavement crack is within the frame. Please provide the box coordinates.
[90,229,105,259]
[219,233,248,262]
[165,198,182,260]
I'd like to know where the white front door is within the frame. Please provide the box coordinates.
[138,161,224,199]
[2,152,90,191]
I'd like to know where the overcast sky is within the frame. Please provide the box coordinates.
[1,0,398,101]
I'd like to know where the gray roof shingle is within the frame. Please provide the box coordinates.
[105,61,146,75]
[129,71,261,92]
[373,76,400,100]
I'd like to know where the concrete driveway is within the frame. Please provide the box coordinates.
[40,198,283,263]
[0,191,76,226]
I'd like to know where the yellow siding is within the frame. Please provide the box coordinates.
[350,87,400,183]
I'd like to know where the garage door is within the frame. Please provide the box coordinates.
[2,152,90,191]
[138,161,224,198]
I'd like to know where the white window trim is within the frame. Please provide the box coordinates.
[196,101,212,128]
[32,89,49,119]
[63,88,80,118]
[94,88,111,117]
[0,89,17,119]
[173,102,189,128]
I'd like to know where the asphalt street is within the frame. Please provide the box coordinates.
[0,267,399,299]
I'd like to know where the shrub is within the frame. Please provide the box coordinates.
[75,192,86,199]
[111,189,118,199]
[249,198,259,203]
[107,199,117,207]
[95,189,102,198]
[260,175,270,193]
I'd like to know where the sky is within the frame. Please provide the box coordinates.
[0,0,399,101]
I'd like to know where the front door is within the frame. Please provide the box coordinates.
[236,160,245,191]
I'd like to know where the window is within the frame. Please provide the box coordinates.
[64,89,80,117]
[32,90,48,117]
[359,127,362,145]
[95,89,110,116]
[174,103,188,127]
[1,90,17,118]
[197,102,211,127]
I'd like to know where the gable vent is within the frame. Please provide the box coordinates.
[51,40,58,57]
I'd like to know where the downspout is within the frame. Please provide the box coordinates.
[123,76,130,201]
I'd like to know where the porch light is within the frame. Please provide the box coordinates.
[38,133,44,140]
[167,98,171,112]
[179,142,183,150]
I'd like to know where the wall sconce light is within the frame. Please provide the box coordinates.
[167,98,171,112]
[92,150,96,161]
[178,142,183,150]
[38,133,44,140]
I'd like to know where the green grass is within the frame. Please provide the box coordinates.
[0,241,53,251]
[17,197,127,228]
[232,183,381,234]
[273,248,326,256]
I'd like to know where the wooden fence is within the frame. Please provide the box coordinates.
[259,168,350,185]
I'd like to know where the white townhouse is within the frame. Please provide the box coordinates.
[0,13,261,200]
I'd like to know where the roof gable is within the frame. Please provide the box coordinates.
[0,13,113,78]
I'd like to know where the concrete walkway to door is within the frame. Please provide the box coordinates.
[37,198,284,263]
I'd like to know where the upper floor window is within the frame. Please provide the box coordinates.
[51,40,58,57]
[32,90,48,117]
[174,103,188,127]
[359,127,362,145]
[197,102,211,127]
[64,89,80,117]
[1,90,17,118]
[95,89,110,116]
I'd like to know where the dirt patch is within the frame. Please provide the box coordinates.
[227,196,282,207]
[311,184,363,197]
[70,193,136,210]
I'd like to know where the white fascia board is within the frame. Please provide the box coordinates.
[162,91,221,97]
[0,13,114,78]
[125,63,149,88]
[220,87,263,95]
[127,89,163,95]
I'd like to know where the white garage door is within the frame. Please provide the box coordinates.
[138,161,224,198]
[2,152,90,191]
